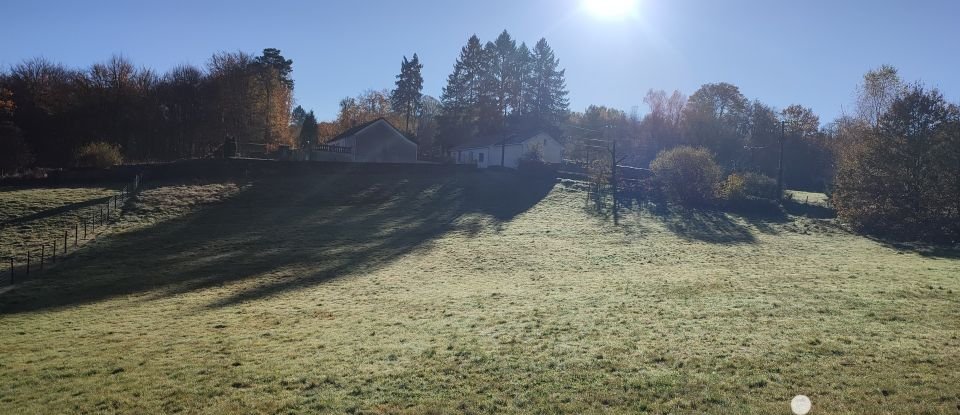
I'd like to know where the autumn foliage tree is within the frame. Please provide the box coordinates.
[0,48,295,167]
[832,84,960,240]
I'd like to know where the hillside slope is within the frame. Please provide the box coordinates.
[1,171,958,414]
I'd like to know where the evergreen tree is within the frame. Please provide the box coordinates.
[439,34,568,146]
[298,110,318,148]
[477,41,501,134]
[528,38,569,128]
[255,48,294,90]
[490,31,518,124]
[512,42,534,118]
[290,105,307,126]
[439,35,486,148]
[390,53,424,134]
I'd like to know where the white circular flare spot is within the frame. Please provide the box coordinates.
[791,395,812,415]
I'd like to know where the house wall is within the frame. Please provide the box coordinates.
[341,121,418,163]
[496,144,526,168]
[450,133,563,168]
[530,133,564,164]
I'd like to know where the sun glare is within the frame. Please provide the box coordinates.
[582,0,639,20]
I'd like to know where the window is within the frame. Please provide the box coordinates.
[478,153,485,163]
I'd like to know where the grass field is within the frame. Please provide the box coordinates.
[0,171,958,414]
[1,185,120,265]
[0,181,241,281]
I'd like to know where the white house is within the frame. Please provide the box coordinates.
[449,131,563,168]
[313,118,418,163]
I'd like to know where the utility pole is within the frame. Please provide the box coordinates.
[777,120,785,201]
[611,140,619,224]
[583,127,629,225]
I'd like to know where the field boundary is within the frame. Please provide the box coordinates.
[3,175,143,286]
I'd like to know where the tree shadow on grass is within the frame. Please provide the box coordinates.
[1,196,117,227]
[782,199,835,219]
[0,171,555,314]
[646,202,758,244]
[865,237,960,260]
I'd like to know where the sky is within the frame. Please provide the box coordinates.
[2,0,958,124]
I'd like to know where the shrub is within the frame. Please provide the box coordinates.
[720,173,748,201]
[721,172,778,201]
[650,146,722,205]
[75,141,123,168]
[720,172,784,214]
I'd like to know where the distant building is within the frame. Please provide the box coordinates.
[312,118,418,163]
[449,131,563,168]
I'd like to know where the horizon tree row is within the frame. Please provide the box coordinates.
[0,48,296,169]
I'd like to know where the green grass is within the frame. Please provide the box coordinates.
[0,182,241,280]
[786,190,830,207]
[0,171,958,414]
[1,185,119,265]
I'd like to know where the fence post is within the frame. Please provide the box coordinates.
[40,245,44,271]
[64,230,68,254]
[74,223,78,246]
[83,218,87,238]
[9,258,13,284]
[52,241,56,263]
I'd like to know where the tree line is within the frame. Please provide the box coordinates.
[564,65,959,241]
[0,48,296,169]
[322,30,570,159]
[2,38,956,241]
[565,83,832,191]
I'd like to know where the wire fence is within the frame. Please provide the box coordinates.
[3,174,143,286]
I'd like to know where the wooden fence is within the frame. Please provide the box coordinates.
[3,174,143,285]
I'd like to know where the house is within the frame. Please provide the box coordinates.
[312,118,418,163]
[449,131,563,168]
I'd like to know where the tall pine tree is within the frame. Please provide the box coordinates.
[439,33,569,148]
[488,31,519,129]
[439,35,486,148]
[512,42,534,118]
[528,38,569,128]
[298,110,317,148]
[390,54,423,134]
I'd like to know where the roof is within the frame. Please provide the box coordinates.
[450,131,552,151]
[328,118,418,145]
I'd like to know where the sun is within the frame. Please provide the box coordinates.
[581,0,639,20]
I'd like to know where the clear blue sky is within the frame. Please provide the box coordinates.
[2,0,957,124]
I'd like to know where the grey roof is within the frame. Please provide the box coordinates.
[328,118,418,144]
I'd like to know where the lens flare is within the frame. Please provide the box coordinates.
[581,0,639,20]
